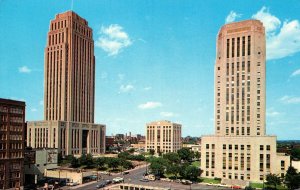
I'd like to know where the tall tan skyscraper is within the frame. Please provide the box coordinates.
[27,11,105,156]
[201,20,290,185]
[214,20,266,137]
[44,11,95,123]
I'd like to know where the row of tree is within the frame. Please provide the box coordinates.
[147,148,202,181]
[62,154,133,171]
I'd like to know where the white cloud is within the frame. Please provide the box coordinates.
[31,108,37,112]
[18,66,31,73]
[95,24,132,56]
[160,112,177,117]
[225,11,242,23]
[138,102,162,109]
[119,84,134,93]
[291,69,300,77]
[143,87,152,91]
[252,7,300,60]
[252,7,281,34]
[266,108,280,117]
[280,95,300,104]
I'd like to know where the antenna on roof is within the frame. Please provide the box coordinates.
[71,0,74,11]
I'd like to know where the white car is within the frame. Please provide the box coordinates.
[113,177,124,183]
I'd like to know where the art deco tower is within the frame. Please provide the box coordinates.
[201,20,290,185]
[44,11,95,123]
[214,20,266,137]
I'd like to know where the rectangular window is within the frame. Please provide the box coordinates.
[237,37,240,57]
[247,36,251,55]
[242,36,245,56]
[247,61,250,73]
[232,38,235,57]
[227,39,230,58]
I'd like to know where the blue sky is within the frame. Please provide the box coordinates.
[1,0,300,139]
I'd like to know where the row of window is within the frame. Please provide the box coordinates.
[226,36,251,58]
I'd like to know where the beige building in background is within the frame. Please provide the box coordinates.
[145,120,182,154]
[27,11,105,156]
[201,20,290,184]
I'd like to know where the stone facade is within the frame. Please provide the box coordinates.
[44,11,95,123]
[201,20,290,184]
[145,120,182,154]
[27,11,106,156]
[27,120,105,156]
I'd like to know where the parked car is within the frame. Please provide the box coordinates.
[181,179,192,185]
[160,178,172,182]
[145,174,156,181]
[139,178,149,182]
[96,182,106,189]
[112,177,124,183]
[105,179,112,185]
[66,182,79,186]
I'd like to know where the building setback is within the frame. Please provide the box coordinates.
[27,11,105,156]
[145,120,182,154]
[0,98,25,190]
[201,20,290,185]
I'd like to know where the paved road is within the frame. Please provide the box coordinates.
[66,166,230,190]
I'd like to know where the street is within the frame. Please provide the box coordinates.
[65,165,231,190]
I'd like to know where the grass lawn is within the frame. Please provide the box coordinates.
[250,183,287,190]
[191,161,200,167]
[199,177,221,184]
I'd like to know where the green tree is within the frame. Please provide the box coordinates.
[177,148,194,162]
[107,158,120,170]
[149,157,167,176]
[163,152,180,164]
[120,159,133,170]
[194,151,200,160]
[149,149,155,156]
[128,148,135,154]
[284,166,300,190]
[79,154,87,166]
[291,148,300,160]
[266,173,281,189]
[166,163,181,179]
[183,165,202,181]
[70,157,79,168]
[118,151,130,159]
[179,162,190,178]
[86,153,94,168]
[95,157,106,169]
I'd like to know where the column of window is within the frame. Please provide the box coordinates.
[227,39,230,58]
[232,38,235,58]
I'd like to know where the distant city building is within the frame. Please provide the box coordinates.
[27,11,105,156]
[201,20,290,185]
[145,120,182,154]
[0,98,25,190]
[24,148,58,184]
[182,144,201,152]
